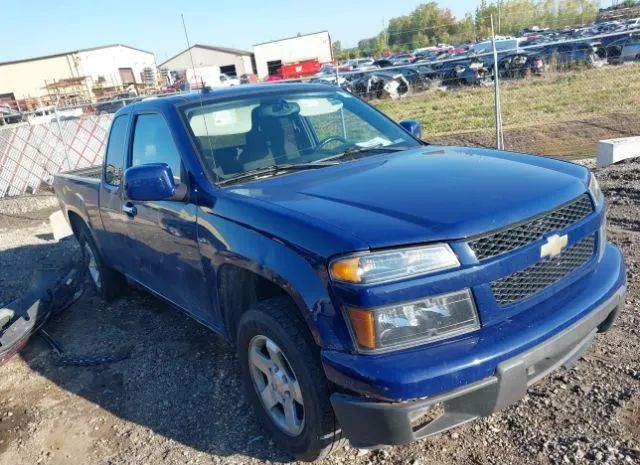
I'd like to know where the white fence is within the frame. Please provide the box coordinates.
[0,113,112,197]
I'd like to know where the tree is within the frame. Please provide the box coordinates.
[332,40,342,60]
[350,0,600,57]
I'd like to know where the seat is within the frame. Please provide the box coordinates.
[239,106,304,171]
[239,107,277,171]
[212,147,242,175]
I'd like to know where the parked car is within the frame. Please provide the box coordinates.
[217,73,240,87]
[95,92,138,114]
[388,52,415,66]
[53,83,625,462]
[606,34,640,64]
[390,66,439,91]
[27,105,57,124]
[626,18,640,30]
[0,103,23,125]
[347,71,410,99]
[533,41,607,70]
[372,58,393,68]
[347,58,376,70]
[239,73,259,85]
[496,52,545,78]
[430,57,489,86]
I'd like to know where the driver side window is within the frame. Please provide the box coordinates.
[131,113,182,181]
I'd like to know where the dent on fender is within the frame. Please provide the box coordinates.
[195,205,351,351]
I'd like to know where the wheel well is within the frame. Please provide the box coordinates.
[218,265,290,341]
[67,211,86,237]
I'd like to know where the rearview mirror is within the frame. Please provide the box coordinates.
[399,119,422,139]
[124,163,176,201]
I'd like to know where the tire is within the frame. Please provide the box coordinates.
[76,224,126,301]
[237,297,345,461]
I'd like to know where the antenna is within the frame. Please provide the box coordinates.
[182,13,205,91]
[181,13,219,180]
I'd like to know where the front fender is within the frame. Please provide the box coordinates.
[196,205,353,352]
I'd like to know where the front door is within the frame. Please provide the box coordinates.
[123,112,207,318]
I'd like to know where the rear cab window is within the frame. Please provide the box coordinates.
[104,115,129,186]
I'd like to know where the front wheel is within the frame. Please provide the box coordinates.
[237,297,345,461]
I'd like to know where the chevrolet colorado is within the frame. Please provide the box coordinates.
[53,83,626,461]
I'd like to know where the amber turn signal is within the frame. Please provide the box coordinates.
[346,307,376,350]
[329,257,362,283]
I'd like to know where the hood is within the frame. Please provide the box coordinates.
[228,146,589,251]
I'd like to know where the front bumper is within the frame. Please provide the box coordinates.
[327,243,626,448]
[331,283,625,447]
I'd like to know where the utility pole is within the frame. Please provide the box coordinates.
[382,17,388,52]
[491,15,504,151]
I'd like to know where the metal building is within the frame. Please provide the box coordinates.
[159,44,255,81]
[253,31,333,79]
[0,44,157,105]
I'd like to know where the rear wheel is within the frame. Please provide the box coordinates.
[76,225,126,301]
[237,297,345,461]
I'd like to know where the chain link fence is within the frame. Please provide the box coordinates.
[0,105,113,197]
[335,27,640,160]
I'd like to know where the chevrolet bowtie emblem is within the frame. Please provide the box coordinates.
[541,234,568,259]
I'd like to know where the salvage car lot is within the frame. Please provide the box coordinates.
[379,64,640,159]
[0,158,638,465]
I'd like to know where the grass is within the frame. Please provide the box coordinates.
[375,64,640,138]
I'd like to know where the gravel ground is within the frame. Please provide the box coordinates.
[0,159,638,465]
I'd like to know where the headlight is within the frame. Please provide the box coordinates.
[588,172,603,207]
[589,173,607,258]
[346,289,480,352]
[329,244,460,285]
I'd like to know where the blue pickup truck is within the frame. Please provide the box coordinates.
[54,83,626,461]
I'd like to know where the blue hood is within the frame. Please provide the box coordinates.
[228,146,590,251]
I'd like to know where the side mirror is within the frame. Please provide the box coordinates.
[399,119,422,139]
[124,163,177,201]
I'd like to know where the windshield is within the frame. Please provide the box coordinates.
[181,89,420,182]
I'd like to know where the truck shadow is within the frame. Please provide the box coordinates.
[2,239,291,462]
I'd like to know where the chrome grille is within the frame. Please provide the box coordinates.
[491,234,596,306]
[469,194,593,260]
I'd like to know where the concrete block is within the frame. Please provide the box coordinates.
[597,136,640,168]
[49,210,73,241]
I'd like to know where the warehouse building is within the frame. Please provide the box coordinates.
[159,44,255,82]
[253,31,333,79]
[0,44,157,106]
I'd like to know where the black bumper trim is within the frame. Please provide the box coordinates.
[0,266,82,365]
[330,285,626,448]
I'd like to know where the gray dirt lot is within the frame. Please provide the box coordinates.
[0,159,638,465]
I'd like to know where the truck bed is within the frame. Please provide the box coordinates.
[53,167,102,231]
[60,165,102,179]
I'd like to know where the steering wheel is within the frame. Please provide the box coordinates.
[315,135,349,151]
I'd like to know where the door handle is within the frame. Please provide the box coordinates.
[122,203,137,217]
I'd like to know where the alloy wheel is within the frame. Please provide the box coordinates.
[248,335,305,436]
[83,242,101,290]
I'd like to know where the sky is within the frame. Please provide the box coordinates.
[1,0,616,64]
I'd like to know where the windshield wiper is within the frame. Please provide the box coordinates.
[217,162,339,186]
[315,144,411,164]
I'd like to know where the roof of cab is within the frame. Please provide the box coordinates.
[123,83,336,113]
